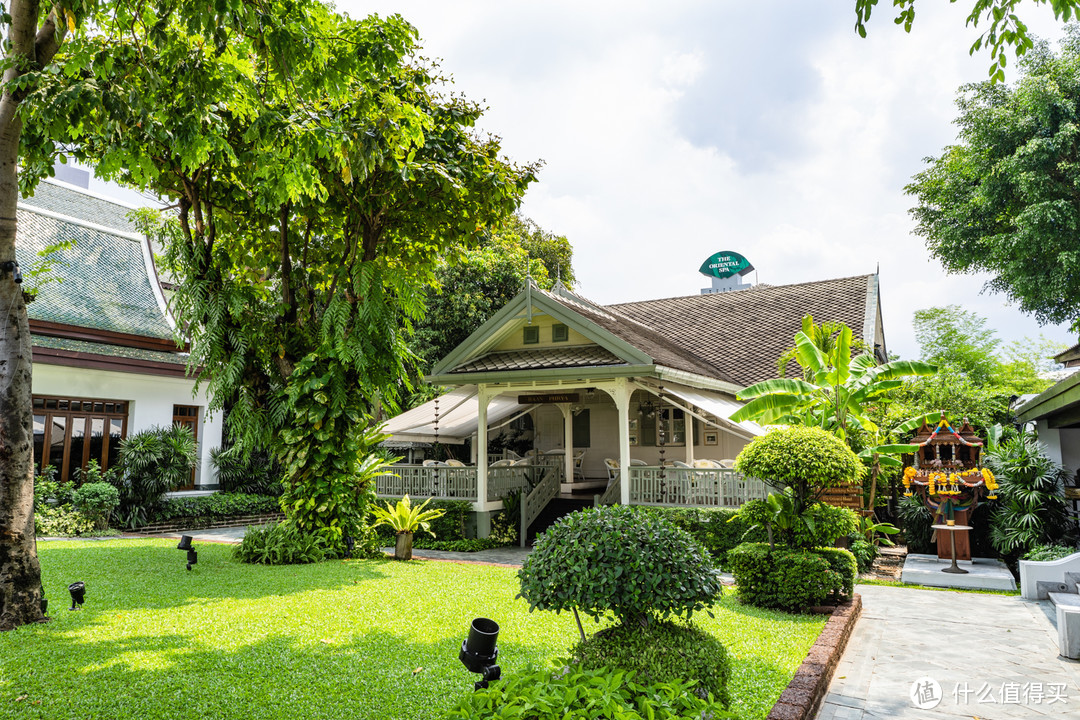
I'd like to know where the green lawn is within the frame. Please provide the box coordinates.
[1,540,825,720]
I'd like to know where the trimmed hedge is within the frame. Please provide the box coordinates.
[643,507,763,564]
[573,621,731,707]
[727,542,856,611]
[148,493,281,523]
[645,501,858,565]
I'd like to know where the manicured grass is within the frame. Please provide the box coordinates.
[1,540,825,720]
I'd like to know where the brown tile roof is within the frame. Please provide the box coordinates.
[608,275,875,387]
[454,346,625,373]
[539,288,731,381]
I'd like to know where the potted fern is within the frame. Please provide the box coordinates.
[370,495,446,560]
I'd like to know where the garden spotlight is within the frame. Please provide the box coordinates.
[177,535,198,570]
[459,617,501,690]
[68,581,85,611]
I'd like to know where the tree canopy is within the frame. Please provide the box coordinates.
[907,25,1080,331]
[855,0,1080,80]
[18,1,534,545]
[410,214,574,377]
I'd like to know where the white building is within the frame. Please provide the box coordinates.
[16,178,222,488]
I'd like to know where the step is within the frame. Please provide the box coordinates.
[1049,592,1080,608]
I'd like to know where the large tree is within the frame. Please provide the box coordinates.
[410,214,574,378]
[907,26,1080,332]
[1,1,532,630]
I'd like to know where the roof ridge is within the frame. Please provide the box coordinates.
[19,201,145,242]
[38,176,148,212]
[607,273,875,309]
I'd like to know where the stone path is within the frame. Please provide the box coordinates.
[408,546,534,566]
[816,584,1080,719]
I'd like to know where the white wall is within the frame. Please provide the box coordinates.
[33,364,222,488]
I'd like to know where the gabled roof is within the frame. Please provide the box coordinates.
[16,203,174,341]
[611,274,880,387]
[429,274,882,391]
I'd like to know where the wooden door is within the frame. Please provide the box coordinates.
[172,405,199,490]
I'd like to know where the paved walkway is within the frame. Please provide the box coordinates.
[817,584,1080,719]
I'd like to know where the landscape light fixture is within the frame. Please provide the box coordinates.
[40,585,48,616]
[68,581,85,611]
[177,535,198,570]
[458,617,501,690]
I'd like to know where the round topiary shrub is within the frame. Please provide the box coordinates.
[574,621,731,706]
[517,505,721,626]
[735,426,862,514]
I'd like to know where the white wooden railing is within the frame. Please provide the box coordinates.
[378,464,553,503]
[520,465,562,547]
[627,467,768,508]
[597,477,620,506]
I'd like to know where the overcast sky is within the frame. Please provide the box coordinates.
[336,0,1077,361]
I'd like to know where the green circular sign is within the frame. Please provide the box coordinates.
[699,251,753,279]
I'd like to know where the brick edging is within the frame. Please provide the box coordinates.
[766,593,863,720]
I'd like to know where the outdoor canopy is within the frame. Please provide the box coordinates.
[380,386,535,444]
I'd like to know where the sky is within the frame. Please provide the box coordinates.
[334,0,1078,361]
[78,1,1077,361]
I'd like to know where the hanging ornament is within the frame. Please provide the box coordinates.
[657,385,667,502]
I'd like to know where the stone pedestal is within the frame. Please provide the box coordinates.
[935,508,971,561]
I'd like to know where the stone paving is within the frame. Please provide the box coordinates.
[816,584,1080,719]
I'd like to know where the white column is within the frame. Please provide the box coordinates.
[477,385,491,504]
[470,432,478,464]
[613,379,631,505]
[684,412,695,466]
[559,402,573,486]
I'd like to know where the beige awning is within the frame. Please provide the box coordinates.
[381,386,532,444]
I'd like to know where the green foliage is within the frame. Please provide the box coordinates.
[71,482,120,530]
[412,537,508,552]
[148,493,281,524]
[210,446,284,496]
[728,542,856,611]
[20,1,534,548]
[897,494,935,553]
[34,504,97,537]
[907,25,1080,331]
[411,214,574,374]
[446,664,732,720]
[369,494,447,537]
[731,318,935,441]
[735,426,864,514]
[911,306,1062,394]
[234,521,332,565]
[1023,543,1079,562]
[370,498,473,542]
[517,506,722,626]
[986,433,1072,557]
[737,498,860,550]
[847,536,877,573]
[643,507,763,565]
[108,425,198,528]
[573,621,731,707]
[853,0,1080,81]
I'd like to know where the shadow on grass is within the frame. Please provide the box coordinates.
[1,624,505,720]
[35,539,395,610]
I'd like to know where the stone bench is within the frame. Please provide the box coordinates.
[1049,592,1080,660]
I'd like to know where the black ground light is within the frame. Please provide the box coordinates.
[177,535,198,570]
[40,584,48,616]
[459,617,501,690]
[68,581,85,611]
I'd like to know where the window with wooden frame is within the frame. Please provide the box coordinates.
[32,395,128,483]
[552,323,569,342]
[522,326,540,344]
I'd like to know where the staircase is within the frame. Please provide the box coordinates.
[524,496,595,545]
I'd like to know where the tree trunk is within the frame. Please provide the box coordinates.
[0,0,46,631]
[395,532,413,561]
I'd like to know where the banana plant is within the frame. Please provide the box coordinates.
[731,318,936,441]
